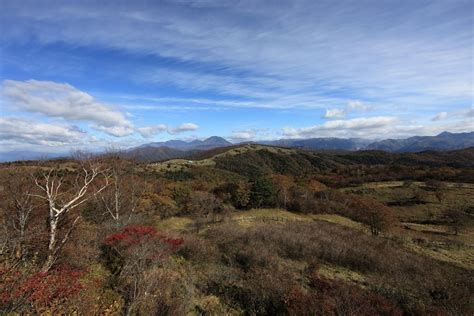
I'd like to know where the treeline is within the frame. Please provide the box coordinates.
[214,147,474,185]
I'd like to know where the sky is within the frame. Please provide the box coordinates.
[0,0,473,154]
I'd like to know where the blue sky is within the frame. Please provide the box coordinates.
[0,0,473,154]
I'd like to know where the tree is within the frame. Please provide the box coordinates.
[271,174,294,208]
[443,209,467,235]
[349,195,397,236]
[32,161,110,272]
[98,158,145,227]
[213,181,250,209]
[187,191,223,233]
[425,180,447,203]
[1,167,37,261]
[249,178,276,208]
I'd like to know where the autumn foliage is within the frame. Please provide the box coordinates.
[101,225,184,314]
[0,265,85,313]
[285,272,403,316]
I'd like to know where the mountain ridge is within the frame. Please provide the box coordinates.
[1,131,473,162]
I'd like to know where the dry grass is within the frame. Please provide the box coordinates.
[155,216,193,233]
[149,159,215,172]
[230,209,370,232]
[319,263,367,287]
[311,214,367,232]
[406,242,474,270]
[231,209,310,228]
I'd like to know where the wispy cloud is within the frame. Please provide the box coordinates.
[2,1,471,110]
[283,116,398,139]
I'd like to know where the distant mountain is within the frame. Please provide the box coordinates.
[0,150,67,162]
[137,136,232,151]
[124,146,188,162]
[126,137,232,162]
[264,138,371,151]
[98,131,474,163]
[201,136,232,148]
[1,132,472,163]
[366,131,474,152]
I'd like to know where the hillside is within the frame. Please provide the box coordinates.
[147,144,474,185]
[124,146,188,162]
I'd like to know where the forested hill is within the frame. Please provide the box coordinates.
[151,144,474,185]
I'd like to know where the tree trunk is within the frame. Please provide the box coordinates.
[42,216,58,272]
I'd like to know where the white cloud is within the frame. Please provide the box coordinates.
[231,131,255,140]
[2,79,134,136]
[0,117,87,146]
[229,128,274,142]
[283,112,474,139]
[137,123,199,137]
[229,129,258,142]
[323,100,373,119]
[431,112,448,121]
[283,116,397,138]
[136,124,168,138]
[323,108,346,119]
[347,100,372,111]
[93,125,136,137]
[168,123,199,134]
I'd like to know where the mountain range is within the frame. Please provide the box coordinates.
[135,136,232,151]
[1,132,473,162]
[123,131,473,162]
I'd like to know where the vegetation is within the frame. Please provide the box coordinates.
[0,145,473,314]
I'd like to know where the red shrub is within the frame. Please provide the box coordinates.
[1,265,85,313]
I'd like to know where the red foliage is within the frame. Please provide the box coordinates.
[1,265,85,312]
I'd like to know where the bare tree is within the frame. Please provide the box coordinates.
[32,161,110,272]
[425,179,447,203]
[1,168,37,261]
[187,191,222,233]
[99,157,145,227]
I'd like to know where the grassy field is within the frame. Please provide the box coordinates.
[344,181,474,221]
[156,204,474,271]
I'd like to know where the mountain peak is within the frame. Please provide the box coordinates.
[437,131,452,137]
[203,136,231,145]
